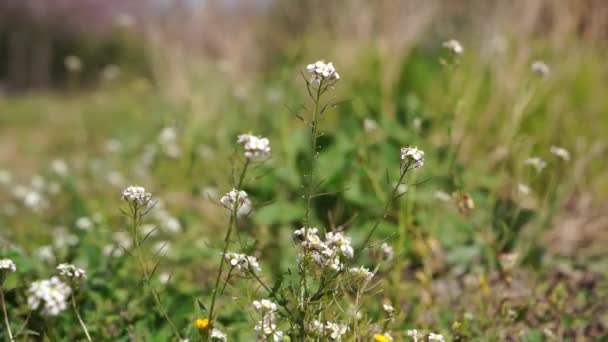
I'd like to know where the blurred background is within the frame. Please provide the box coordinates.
[1,0,608,339]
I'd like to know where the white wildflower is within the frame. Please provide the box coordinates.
[307,320,325,336]
[550,146,570,161]
[380,242,395,261]
[50,159,69,176]
[121,185,152,206]
[64,55,82,72]
[324,321,348,340]
[210,328,227,341]
[400,147,425,170]
[524,157,546,173]
[253,299,278,313]
[531,61,550,77]
[407,329,419,342]
[28,276,71,316]
[434,190,452,202]
[517,183,531,195]
[237,134,271,159]
[363,118,378,132]
[57,263,86,279]
[53,226,79,248]
[442,39,464,55]
[158,127,181,158]
[35,246,56,263]
[306,60,340,84]
[325,232,354,259]
[0,259,16,273]
[75,216,94,231]
[220,189,251,214]
[225,252,261,274]
[428,332,445,341]
[382,303,395,314]
[349,266,374,281]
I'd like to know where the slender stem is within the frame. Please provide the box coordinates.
[299,84,322,336]
[132,207,183,339]
[0,285,14,342]
[359,163,411,252]
[70,292,92,341]
[208,159,250,322]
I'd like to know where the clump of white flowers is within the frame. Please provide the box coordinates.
[158,126,181,159]
[210,328,227,341]
[121,186,152,206]
[401,147,425,170]
[57,263,87,279]
[306,60,340,84]
[237,134,271,159]
[524,157,547,173]
[349,266,374,282]
[380,242,395,261]
[531,60,550,77]
[220,188,251,215]
[324,321,349,340]
[224,252,261,274]
[428,332,446,341]
[550,146,570,161]
[28,276,72,316]
[0,259,16,273]
[253,299,283,341]
[294,227,354,271]
[307,320,348,340]
[442,39,464,55]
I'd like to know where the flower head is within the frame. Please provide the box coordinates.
[57,263,86,279]
[380,242,394,261]
[220,189,251,214]
[442,39,464,55]
[210,328,227,341]
[121,186,152,206]
[306,60,340,85]
[550,146,570,161]
[349,266,374,282]
[324,321,348,340]
[524,157,547,173]
[0,259,16,273]
[195,318,210,331]
[237,134,271,159]
[531,61,550,77]
[253,299,278,313]
[428,332,445,341]
[401,147,425,170]
[225,252,261,274]
[28,276,71,316]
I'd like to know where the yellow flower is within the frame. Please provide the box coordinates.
[374,333,391,342]
[195,318,210,331]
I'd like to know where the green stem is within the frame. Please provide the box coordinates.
[70,292,92,341]
[208,159,250,323]
[0,285,14,342]
[132,207,183,339]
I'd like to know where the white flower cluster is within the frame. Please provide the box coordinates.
[524,157,546,173]
[531,61,550,77]
[210,328,227,341]
[0,258,16,273]
[308,320,349,340]
[220,189,251,214]
[401,147,425,170]
[225,252,261,274]
[28,276,72,316]
[158,127,181,159]
[237,134,271,159]
[349,266,374,282]
[406,329,445,342]
[550,146,570,161]
[253,299,283,341]
[442,39,464,55]
[306,60,340,84]
[121,186,152,206]
[57,263,87,279]
[294,228,354,271]
[380,242,394,261]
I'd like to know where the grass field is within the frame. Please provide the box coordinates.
[1,3,608,341]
